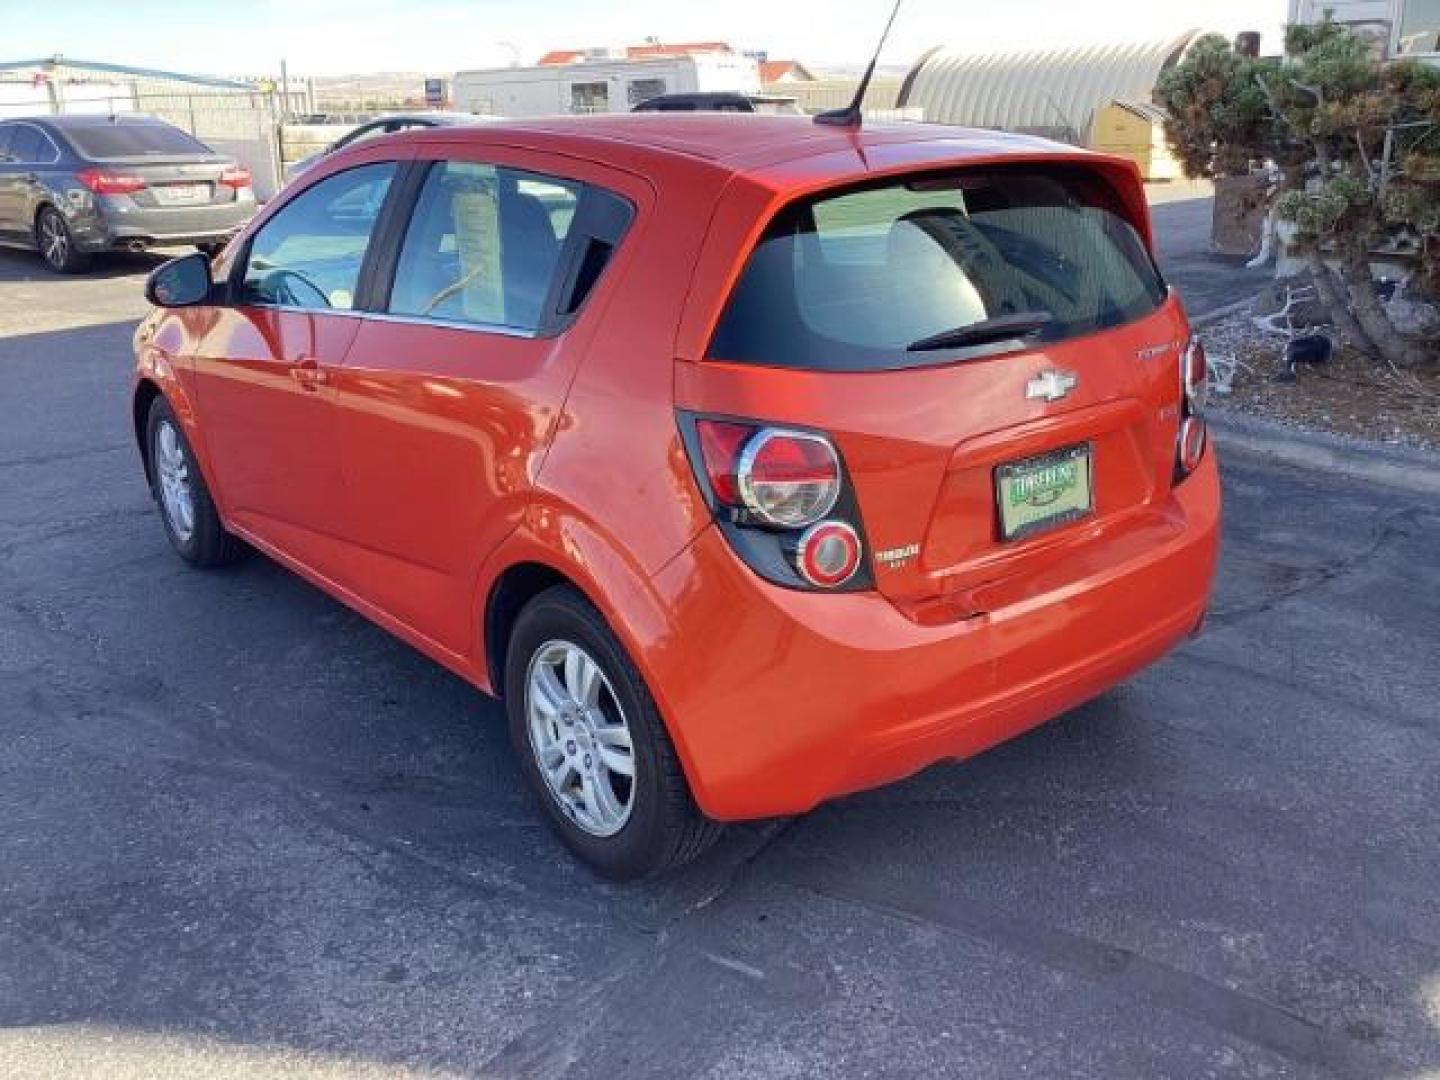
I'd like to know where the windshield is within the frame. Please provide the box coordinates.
[709,165,1168,371]
[64,122,213,159]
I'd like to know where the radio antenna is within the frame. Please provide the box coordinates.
[814,0,903,127]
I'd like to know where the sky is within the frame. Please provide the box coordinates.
[1,0,1292,76]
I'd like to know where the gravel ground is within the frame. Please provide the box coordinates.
[1200,308,1440,451]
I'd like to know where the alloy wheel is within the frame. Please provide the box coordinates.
[154,420,196,544]
[39,211,69,269]
[525,639,636,837]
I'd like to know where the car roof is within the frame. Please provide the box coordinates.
[33,113,178,128]
[367,111,486,125]
[397,112,1098,183]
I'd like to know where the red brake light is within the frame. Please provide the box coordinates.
[685,415,869,591]
[694,420,753,505]
[694,422,841,527]
[76,168,146,196]
[219,165,252,189]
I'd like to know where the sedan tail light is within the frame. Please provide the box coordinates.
[218,165,252,189]
[684,416,871,592]
[76,169,147,196]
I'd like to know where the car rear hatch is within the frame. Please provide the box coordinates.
[676,158,1193,617]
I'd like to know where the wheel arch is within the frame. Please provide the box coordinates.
[484,561,573,698]
[133,378,163,485]
[476,512,710,810]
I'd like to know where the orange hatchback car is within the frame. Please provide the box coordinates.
[133,115,1220,878]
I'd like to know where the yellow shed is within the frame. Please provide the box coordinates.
[1091,101,1182,182]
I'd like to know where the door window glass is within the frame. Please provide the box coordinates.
[0,126,14,161]
[9,126,46,165]
[241,162,395,310]
[387,161,580,331]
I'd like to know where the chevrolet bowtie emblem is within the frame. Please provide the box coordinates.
[1026,369,1079,403]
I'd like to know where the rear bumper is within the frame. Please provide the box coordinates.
[646,451,1221,821]
[71,197,256,251]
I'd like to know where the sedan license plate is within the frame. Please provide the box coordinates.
[156,183,210,205]
[995,443,1094,541]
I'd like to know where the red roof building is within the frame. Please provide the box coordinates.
[538,42,735,65]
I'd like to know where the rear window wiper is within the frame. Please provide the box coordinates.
[906,312,1054,353]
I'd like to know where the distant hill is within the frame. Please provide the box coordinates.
[310,72,436,106]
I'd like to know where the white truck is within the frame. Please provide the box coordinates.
[452,53,761,118]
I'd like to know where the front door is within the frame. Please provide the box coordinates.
[189,160,399,580]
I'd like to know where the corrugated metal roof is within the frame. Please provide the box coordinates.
[898,33,1198,142]
[0,57,251,90]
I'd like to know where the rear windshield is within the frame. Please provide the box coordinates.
[64,122,212,159]
[709,165,1168,371]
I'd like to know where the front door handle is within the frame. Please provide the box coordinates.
[290,356,328,391]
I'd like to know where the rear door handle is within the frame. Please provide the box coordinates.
[290,356,328,390]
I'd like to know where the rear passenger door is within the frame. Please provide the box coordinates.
[331,149,633,656]
[0,124,44,239]
[0,124,19,237]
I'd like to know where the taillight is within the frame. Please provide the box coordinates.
[218,165,252,189]
[684,416,870,592]
[1182,338,1210,414]
[76,168,146,196]
[736,429,840,528]
[1175,336,1209,482]
[696,422,840,529]
[1178,416,1207,474]
[794,521,863,587]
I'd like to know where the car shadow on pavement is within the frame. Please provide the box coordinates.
[0,245,173,284]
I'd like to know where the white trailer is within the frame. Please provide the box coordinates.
[452,53,761,118]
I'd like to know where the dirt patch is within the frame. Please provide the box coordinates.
[1200,310,1440,451]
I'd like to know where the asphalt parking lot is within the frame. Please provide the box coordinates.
[0,226,1436,1079]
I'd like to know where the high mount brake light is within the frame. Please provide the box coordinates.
[686,417,869,592]
[76,169,146,196]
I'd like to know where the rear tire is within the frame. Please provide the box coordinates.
[504,585,721,880]
[35,206,92,274]
[146,396,245,568]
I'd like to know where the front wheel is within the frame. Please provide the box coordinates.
[505,586,721,880]
[36,206,92,274]
[146,396,245,568]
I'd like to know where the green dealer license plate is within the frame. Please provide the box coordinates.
[995,443,1094,541]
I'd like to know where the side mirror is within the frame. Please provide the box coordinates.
[145,252,214,308]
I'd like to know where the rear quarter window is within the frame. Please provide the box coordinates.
[64,123,212,159]
[709,165,1168,371]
